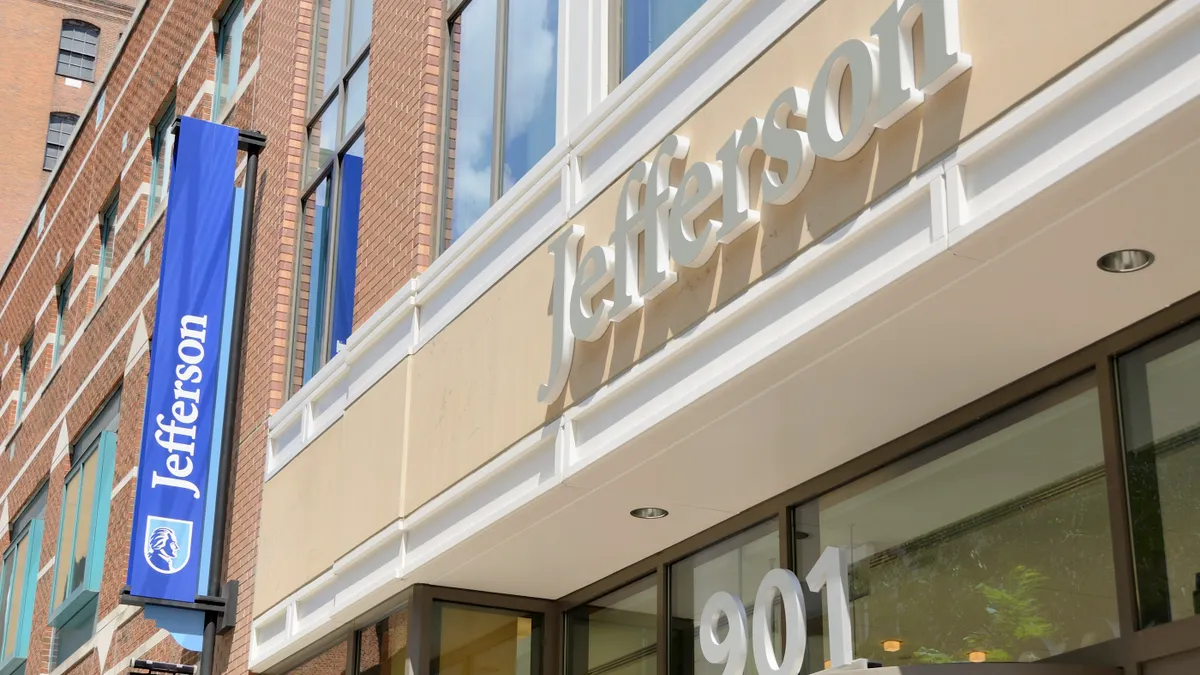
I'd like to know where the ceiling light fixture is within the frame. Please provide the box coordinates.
[630,507,669,520]
[968,651,987,663]
[1097,249,1154,274]
[882,640,902,653]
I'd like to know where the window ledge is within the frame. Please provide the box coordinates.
[0,654,26,675]
[48,639,92,675]
[49,588,97,628]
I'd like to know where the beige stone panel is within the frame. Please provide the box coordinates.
[255,362,409,614]
[403,257,556,512]
[400,0,1164,515]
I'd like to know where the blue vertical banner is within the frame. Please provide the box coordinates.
[127,117,239,604]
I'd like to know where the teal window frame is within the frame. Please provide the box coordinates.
[15,337,31,423]
[0,487,47,675]
[147,100,176,221]
[52,267,72,367]
[214,0,245,117]
[48,429,117,629]
[96,196,116,301]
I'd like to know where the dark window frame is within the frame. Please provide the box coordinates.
[43,113,79,172]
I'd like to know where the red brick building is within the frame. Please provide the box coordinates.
[0,0,134,253]
[0,0,443,668]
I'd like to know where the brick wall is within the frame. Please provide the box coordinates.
[351,0,441,328]
[0,0,134,254]
[0,0,445,669]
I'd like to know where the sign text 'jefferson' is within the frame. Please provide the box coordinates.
[540,0,971,403]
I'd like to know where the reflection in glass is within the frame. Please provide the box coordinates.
[215,0,244,114]
[669,521,780,675]
[331,134,365,358]
[70,451,99,594]
[302,177,334,383]
[315,0,346,99]
[566,576,657,675]
[502,0,558,191]
[307,102,339,182]
[1118,322,1200,627]
[432,602,540,675]
[621,0,705,80]
[343,56,370,137]
[286,637,347,675]
[793,380,1116,669]
[348,0,372,59]
[2,536,28,657]
[359,605,408,675]
[444,0,497,246]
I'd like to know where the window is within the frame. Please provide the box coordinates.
[1117,321,1200,628]
[792,378,1116,668]
[49,392,119,665]
[431,603,540,675]
[438,0,559,250]
[0,486,46,675]
[616,0,704,82]
[287,0,370,395]
[566,576,658,675]
[44,113,78,172]
[14,336,32,423]
[148,101,175,221]
[57,20,99,81]
[670,522,780,675]
[52,267,73,367]
[96,195,116,300]
[215,0,245,116]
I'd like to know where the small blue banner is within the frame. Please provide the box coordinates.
[127,117,238,603]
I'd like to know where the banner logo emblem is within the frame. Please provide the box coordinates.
[144,516,193,574]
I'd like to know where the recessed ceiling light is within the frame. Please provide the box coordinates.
[630,507,668,520]
[1097,249,1154,273]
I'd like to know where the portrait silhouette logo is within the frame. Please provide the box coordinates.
[144,516,192,574]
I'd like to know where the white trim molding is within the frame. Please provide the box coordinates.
[252,1,1200,670]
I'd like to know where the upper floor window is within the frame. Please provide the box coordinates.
[0,486,47,675]
[97,194,117,300]
[286,0,371,396]
[148,100,175,221]
[15,336,32,423]
[57,20,99,81]
[438,0,559,251]
[49,391,119,667]
[215,0,245,116]
[44,113,78,172]
[52,267,73,367]
[616,0,704,82]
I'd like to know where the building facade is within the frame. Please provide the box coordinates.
[253,1,1200,675]
[0,0,135,251]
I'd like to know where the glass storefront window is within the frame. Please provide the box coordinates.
[432,602,541,675]
[286,638,347,675]
[566,576,658,675]
[793,378,1117,668]
[1118,322,1200,628]
[669,521,780,675]
[360,606,409,675]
